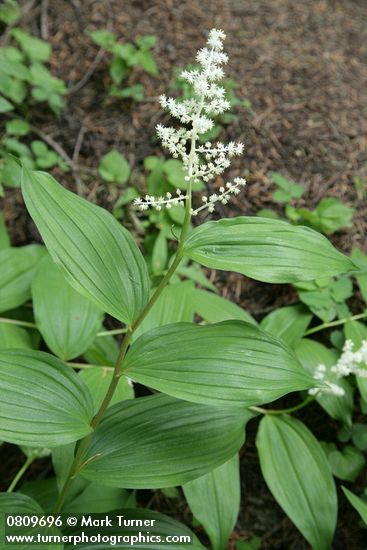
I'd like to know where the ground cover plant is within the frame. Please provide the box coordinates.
[0,4,367,549]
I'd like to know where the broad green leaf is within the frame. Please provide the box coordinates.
[21,169,149,326]
[322,443,365,482]
[0,349,94,446]
[0,0,21,24]
[0,324,32,349]
[5,119,30,136]
[295,339,353,426]
[342,487,367,525]
[345,320,367,401]
[183,454,240,550]
[0,493,61,550]
[0,96,14,113]
[79,367,134,414]
[124,321,313,408]
[32,255,104,360]
[89,30,116,49]
[20,478,59,513]
[260,305,312,348]
[193,288,256,325]
[12,29,51,61]
[151,230,167,275]
[256,415,337,550]
[351,248,367,302]
[0,245,46,312]
[99,150,130,184]
[66,484,132,514]
[81,394,251,488]
[184,217,355,283]
[64,508,204,549]
[133,281,195,340]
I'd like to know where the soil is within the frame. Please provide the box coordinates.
[1,0,367,548]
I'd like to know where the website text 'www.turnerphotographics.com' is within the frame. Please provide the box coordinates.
[3,513,194,546]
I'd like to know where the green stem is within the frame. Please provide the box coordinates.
[0,317,37,329]
[96,328,128,337]
[53,151,195,515]
[250,396,314,416]
[7,455,35,493]
[304,311,367,336]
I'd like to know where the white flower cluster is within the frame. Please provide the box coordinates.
[308,364,345,397]
[308,338,367,397]
[331,339,367,378]
[192,177,246,215]
[134,190,187,211]
[134,29,246,215]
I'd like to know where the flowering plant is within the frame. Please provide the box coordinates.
[0,29,365,550]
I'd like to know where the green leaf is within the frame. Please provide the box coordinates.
[344,320,367,402]
[183,454,240,550]
[136,50,158,76]
[342,487,367,525]
[66,484,132,514]
[89,30,116,49]
[0,96,14,113]
[133,281,195,341]
[99,150,130,184]
[184,217,355,284]
[0,493,62,550]
[81,394,251,488]
[21,169,150,326]
[79,367,134,414]
[351,248,367,302]
[323,444,365,482]
[5,119,30,136]
[295,339,353,426]
[64,508,205,549]
[0,324,32,349]
[12,29,51,62]
[123,321,313,408]
[271,172,292,191]
[32,255,104,360]
[260,305,312,348]
[0,0,21,24]
[0,245,46,312]
[256,415,337,550]
[314,198,354,233]
[0,349,94,446]
[273,189,291,203]
[193,288,256,325]
[151,230,167,275]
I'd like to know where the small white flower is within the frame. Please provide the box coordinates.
[134,29,247,214]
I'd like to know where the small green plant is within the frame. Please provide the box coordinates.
[259,171,355,234]
[0,28,67,115]
[1,29,367,550]
[0,119,69,195]
[89,30,158,100]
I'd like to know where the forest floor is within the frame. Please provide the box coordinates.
[1,0,367,548]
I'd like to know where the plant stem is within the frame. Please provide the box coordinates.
[0,317,37,329]
[250,396,315,416]
[96,328,128,337]
[53,140,195,515]
[7,455,35,493]
[304,311,367,336]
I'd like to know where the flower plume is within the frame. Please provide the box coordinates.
[134,29,246,214]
